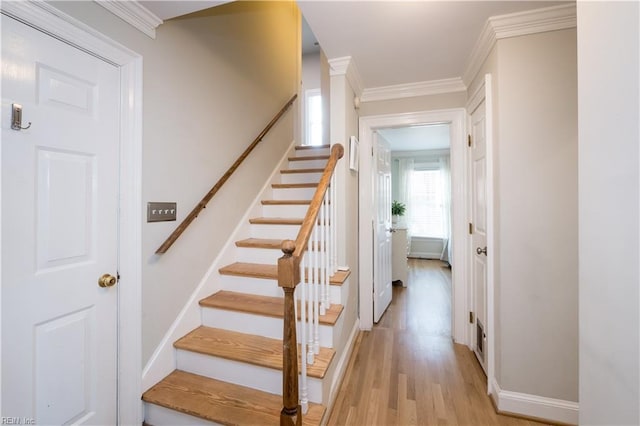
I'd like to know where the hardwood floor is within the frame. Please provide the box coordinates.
[327,259,548,426]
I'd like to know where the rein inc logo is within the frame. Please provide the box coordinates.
[1,419,35,425]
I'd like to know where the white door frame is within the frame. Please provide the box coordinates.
[467,74,495,392]
[358,108,469,345]
[0,2,143,423]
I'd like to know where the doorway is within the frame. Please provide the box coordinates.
[358,109,468,345]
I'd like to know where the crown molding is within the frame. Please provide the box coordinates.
[360,77,466,103]
[328,56,364,97]
[95,0,163,39]
[463,3,576,85]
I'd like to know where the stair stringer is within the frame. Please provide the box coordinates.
[141,140,298,392]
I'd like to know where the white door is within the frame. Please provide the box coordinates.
[470,100,488,371]
[2,15,120,424]
[373,132,392,323]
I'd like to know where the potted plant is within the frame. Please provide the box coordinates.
[391,200,406,225]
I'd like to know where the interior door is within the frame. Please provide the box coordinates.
[373,132,393,323]
[470,100,488,371]
[1,15,120,424]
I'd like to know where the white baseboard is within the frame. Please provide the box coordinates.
[141,141,297,392]
[408,251,441,259]
[490,378,578,425]
[324,319,361,425]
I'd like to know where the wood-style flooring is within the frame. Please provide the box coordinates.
[327,259,548,426]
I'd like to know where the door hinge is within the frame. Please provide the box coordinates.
[468,134,472,147]
[117,271,120,281]
[371,147,374,156]
[469,311,475,323]
[468,223,473,234]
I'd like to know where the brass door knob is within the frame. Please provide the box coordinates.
[98,273,117,288]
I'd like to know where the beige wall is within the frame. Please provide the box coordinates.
[578,2,639,423]
[497,28,578,401]
[329,70,359,365]
[470,29,578,402]
[52,1,300,365]
[359,91,467,117]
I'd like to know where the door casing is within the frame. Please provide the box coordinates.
[0,2,143,422]
[358,108,468,344]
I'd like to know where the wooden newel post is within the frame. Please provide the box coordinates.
[278,240,302,426]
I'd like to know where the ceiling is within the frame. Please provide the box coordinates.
[379,124,450,152]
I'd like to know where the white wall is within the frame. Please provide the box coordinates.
[302,52,321,92]
[578,2,640,424]
[51,1,300,364]
[359,91,466,117]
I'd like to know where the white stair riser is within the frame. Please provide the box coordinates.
[272,188,318,200]
[280,172,323,184]
[295,148,329,157]
[219,274,343,304]
[144,404,221,426]
[200,308,335,348]
[262,204,310,217]
[288,159,327,169]
[176,351,325,403]
[235,247,282,264]
[250,223,301,240]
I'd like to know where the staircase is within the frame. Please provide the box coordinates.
[143,144,349,425]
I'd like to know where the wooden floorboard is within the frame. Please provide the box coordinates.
[295,144,330,151]
[326,259,551,426]
[280,168,325,174]
[143,370,325,426]
[174,326,334,379]
[272,183,319,189]
[288,155,330,161]
[200,290,343,325]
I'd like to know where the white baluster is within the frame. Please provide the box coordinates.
[298,261,308,414]
[312,226,320,355]
[319,196,327,316]
[323,193,331,310]
[306,238,315,365]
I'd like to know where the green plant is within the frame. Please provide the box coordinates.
[392,200,406,216]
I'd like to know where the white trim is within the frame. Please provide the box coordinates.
[463,4,577,85]
[95,0,163,39]
[358,109,468,346]
[490,378,579,425]
[0,2,144,423]
[361,78,466,103]
[142,141,297,391]
[328,56,364,97]
[326,319,360,416]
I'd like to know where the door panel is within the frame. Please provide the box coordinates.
[471,100,488,370]
[373,133,392,323]
[2,16,120,424]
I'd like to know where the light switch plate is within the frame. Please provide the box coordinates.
[147,202,177,222]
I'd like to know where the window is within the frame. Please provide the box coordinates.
[305,89,322,146]
[408,168,445,238]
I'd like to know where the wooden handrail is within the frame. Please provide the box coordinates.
[156,94,297,254]
[277,143,344,425]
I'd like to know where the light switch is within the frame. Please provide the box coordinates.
[147,202,177,222]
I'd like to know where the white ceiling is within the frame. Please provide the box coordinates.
[379,124,450,152]
[139,1,229,20]
[297,1,568,88]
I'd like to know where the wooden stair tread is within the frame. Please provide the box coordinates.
[220,262,348,285]
[295,144,330,150]
[200,291,343,325]
[288,155,330,161]
[143,370,325,426]
[261,199,311,205]
[175,326,334,379]
[236,238,284,249]
[272,183,319,189]
[280,168,325,174]
[249,217,303,225]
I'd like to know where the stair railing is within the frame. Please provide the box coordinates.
[278,143,344,425]
[156,94,298,254]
